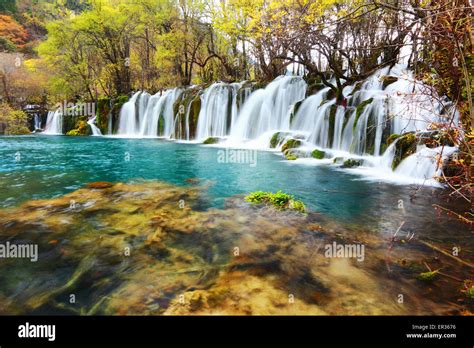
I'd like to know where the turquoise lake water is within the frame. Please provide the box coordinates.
[0,135,470,239]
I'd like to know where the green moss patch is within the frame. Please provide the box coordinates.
[311,149,325,159]
[392,132,417,169]
[353,98,373,133]
[342,159,362,168]
[203,137,220,144]
[381,75,398,89]
[281,138,302,153]
[417,270,439,282]
[245,190,306,213]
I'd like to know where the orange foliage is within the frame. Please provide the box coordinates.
[0,15,29,48]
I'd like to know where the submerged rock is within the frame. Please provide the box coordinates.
[380,75,398,89]
[311,149,326,159]
[281,138,302,153]
[392,132,417,169]
[342,159,362,168]
[87,182,115,189]
[270,132,290,148]
[0,181,470,315]
[202,137,221,145]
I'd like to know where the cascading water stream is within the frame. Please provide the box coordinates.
[117,92,142,136]
[87,116,102,136]
[116,89,182,137]
[111,64,458,184]
[229,76,307,141]
[395,145,458,181]
[34,114,42,131]
[43,110,63,135]
[196,82,242,140]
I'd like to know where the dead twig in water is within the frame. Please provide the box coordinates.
[432,204,473,225]
[419,239,474,269]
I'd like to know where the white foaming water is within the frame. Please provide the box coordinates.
[87,116,102,136]
[43,110,63,135]
[117,92,142,136]
[116,89,182,137]
[110,65,458,185]
[229,76,307,141]
[140,91,169,137]
[196,82,242,141]
[34,114,42,130]
[395,145,457,180]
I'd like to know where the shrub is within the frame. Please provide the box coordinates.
[0,103,30,135]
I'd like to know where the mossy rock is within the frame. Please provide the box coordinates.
[284,148,308,160]
[387,133,401,145]
[281,138,302,153]
[187,93,202,139]
[392,132,417,169]
[343,107,354,130]
[349,81,364,96]
[245,190,306,213]
[380,133,401,155]
[290,100,303,124]
[365,108,377,155]
[203,137,220,145]
[465,285,474,299]
[66,120,90,136]
[270,132,290,148]
[417,270,438,282]
[96,97,111,134]
[342,159,362,168]
[311,149,325,159]
[353,98,374,132]
[328,104,338,147]
[381,75,398,89]
[253,81,269,90]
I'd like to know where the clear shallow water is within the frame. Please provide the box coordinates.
[0,135,472,316]
[0,135,470,238]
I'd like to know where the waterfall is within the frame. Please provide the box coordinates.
[116,91,151,136]
[87,116,102,136]
[164,88,183,138]
[140,91,168,137]
[395,145,458,181]
[110,64,458,184]
[34,114,42,131]
[289,64,452,157]
[117,92,142,136]
[196,82,242,140]
[107,98,114,135]
[116,89,182,137]
[43,110,63,135]
[229,76,307,141]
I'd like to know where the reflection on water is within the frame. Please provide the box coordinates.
[0,181,472,315]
